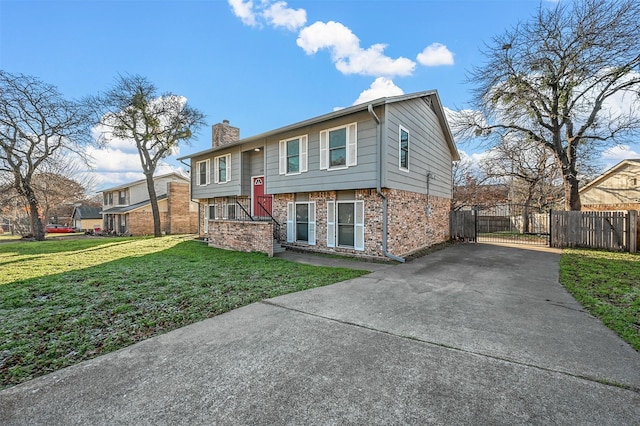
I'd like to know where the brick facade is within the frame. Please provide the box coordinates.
[271,188,450,259]
[126,182,197,236]
[166,182,198,234]
[207,220,274,256]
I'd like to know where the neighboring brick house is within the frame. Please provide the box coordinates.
[100,173,198,235]
[579,159,640,211]
[178,91,460,260]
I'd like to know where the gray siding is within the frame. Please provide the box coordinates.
[383,97,454,198]
[266,110,378,194]
[241,150,265,195]
[190,147,243,199]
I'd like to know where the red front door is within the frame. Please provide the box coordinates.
[252,176,272,217]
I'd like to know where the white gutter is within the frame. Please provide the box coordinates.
[368,104,405,263]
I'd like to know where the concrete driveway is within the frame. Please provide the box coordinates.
[1,243,639,425]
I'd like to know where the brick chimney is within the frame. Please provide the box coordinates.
[212,119,240,148]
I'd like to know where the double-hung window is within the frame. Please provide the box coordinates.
[197,159,210,186]
[214,154,231,184]
[319,123,357,170]
[279,135,308,175]
[326,200,364,250]
[118,190,127,205]
[286,201,316,245]
[399,126,410,171]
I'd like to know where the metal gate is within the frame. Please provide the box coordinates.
[451,204,550,246]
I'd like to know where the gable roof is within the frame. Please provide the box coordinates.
[579,159,640,194]
[71,205,102,219]
[178,90,460,161]
[100,172,189,193]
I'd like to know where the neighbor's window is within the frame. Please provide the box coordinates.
[214,154,231,184]
[279,135,308,175]
[197,159,210,186]
[319,123,357,170]
[399,126,409,171]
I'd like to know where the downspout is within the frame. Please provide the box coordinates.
[368,104,405,263]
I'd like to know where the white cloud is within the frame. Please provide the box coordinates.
[263,1,306,31]
[601,144,640,169]
[352,77,404,105]
[297,21,415,77]
[417,43,455,66]
[228,0,305,31]
[228,0,257,27]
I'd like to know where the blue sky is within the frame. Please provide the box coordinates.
[1,0,638,190]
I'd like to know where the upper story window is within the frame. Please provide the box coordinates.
[214,154,231,184]
[196,159,210,186]
[279,135,308,175]
[319,123,357,170]
[399,126,410,171]
[104,192,113,206]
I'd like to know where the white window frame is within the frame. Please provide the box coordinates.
[214,154,231,184]
[319,122,357,171]
[330,200,364,251]
[279,135,308,175]
[399,125,410,172]
[196,159,210,186]
[286,201,316,245]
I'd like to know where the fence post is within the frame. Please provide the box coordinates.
[628,210,638,253]
[548,210,552,247]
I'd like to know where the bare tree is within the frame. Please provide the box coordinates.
[480,138,562,209]
[452,155,508,211]
[91,75,205,237]
[454,0,640,210]
[0,71,92,240]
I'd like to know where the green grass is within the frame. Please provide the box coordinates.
[560,248,640,352]
[0,235,368,389]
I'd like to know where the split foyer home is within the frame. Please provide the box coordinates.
[579,159,640,211]
[100,172,198,235]
[178,91,460,260]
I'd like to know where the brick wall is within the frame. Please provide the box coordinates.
[129,211,169,235]
[582,203,640,211]
[386,189,451,257]
[272,188,451,259]
[208,220,274,256]
[167,182,198,234]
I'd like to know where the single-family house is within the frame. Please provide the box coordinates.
[178,91,460,260]
[579,159,640,211]
[70,205,102,232]
[100,172,199,235]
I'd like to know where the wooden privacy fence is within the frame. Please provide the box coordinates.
[550,210,638,252]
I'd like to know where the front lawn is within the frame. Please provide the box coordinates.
[0,235,368,389]
[560,248,640,352]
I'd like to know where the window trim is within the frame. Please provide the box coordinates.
[279,135,308,176]
[286,201,316,245]
[319,122,357,171]
[213,154,231,184]
[399,125,410,172]
[330,200,364,251]
[196,159,210,186]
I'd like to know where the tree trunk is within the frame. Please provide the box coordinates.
[26,191,45,240]
[144,173,162,237]
[563,173,581,211]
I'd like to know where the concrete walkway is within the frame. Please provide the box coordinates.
[1,243,639,425]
